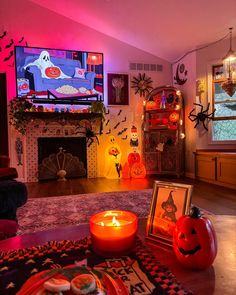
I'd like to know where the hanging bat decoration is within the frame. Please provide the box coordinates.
[106,129,111,134]
[113,122,121,129]
[122,117,126,122]
[5,39,14,49]
[3,50,14,61]
[174,63,188,85]
[0,31,7,39]
[105,119,110,126]
[122,135,128,140]
[118,109,122,116]
[188,103,215,131]
[117,128,128,135]
[18,36,24,43]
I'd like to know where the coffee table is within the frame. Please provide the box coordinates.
[0,216,235,295]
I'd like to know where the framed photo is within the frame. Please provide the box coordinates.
[107,73,129,105]
[146,181,193,246]
[212,64,224,80]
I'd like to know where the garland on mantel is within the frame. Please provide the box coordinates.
[9,98,104,135]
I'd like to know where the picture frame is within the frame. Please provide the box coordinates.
[212,64,224,81]
[107,73,129,105]
[146,181,193,247]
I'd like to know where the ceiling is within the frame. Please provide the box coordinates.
[30,0,236,62]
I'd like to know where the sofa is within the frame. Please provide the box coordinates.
[24,56,96,92]
[0,156,28,239]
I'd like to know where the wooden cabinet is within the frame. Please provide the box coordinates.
[142,86,185,177]
[195,150,236,189]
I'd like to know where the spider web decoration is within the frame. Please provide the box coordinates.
[131,73,153,97]
[188,103,215,131]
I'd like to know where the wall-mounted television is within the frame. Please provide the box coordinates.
[14,46,104,103]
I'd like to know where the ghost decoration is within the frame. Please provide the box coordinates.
[24,50,71,79]
[103,135,122,179]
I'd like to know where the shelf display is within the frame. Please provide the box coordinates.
[142,85,185,177]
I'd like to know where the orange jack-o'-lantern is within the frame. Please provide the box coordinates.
[169,112,179,123]
[45,67,61,78]
[146,98,157,110]
[173,206,217,270]
[130,162,146,178]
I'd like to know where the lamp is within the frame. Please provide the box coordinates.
[222,27,236,97]
[87,53,102,72]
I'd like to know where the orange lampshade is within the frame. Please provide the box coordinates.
[87,53,102,65]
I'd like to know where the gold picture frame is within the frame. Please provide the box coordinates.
[146,181,193,247]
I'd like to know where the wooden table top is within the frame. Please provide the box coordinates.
[0,215,235,295]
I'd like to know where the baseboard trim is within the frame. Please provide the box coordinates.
[185,172,195,179]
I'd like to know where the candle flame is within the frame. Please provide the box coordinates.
[112,216,120,226]
[100,221,105,226]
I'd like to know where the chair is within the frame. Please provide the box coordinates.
[0,155,27,239]
[0,155,18,180]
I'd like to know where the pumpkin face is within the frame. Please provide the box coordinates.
[130,162,146,178]
[45,67,61,78]
[173,207,217,270]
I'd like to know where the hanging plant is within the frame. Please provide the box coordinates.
[89,101,106,121]
[9,98,33,135]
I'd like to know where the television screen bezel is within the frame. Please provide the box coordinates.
[14,45,104,104]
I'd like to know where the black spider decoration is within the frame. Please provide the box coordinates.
[75,122,100,147]
[188,103,215,131]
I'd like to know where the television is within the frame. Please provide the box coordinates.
[14,46,104,103]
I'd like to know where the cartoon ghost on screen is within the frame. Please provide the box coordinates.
[24,50,71,79]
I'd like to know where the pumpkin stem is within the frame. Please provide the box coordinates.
[190,206,201,218]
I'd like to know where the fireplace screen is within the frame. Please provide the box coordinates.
[38,137,87,181]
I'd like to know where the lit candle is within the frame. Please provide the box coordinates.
[90,210,138,256]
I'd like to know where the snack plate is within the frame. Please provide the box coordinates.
[17,264,129,295]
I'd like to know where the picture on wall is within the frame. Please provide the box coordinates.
[146,181,193,246]
[107,73,129,105]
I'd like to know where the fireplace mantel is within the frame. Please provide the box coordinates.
[23,111,102,121]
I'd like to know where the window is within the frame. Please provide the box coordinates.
[211,65,236,141]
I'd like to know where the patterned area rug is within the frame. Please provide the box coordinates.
[17,189,153,235]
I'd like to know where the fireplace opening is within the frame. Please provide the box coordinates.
[38,137,87,181]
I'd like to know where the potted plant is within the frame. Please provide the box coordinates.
[9,98,33,135]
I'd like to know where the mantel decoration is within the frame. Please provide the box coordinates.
[221,27,236,97]
[131,73,153,97]
[9,97,33,135]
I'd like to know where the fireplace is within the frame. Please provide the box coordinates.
[25,120,98,182]
[38,137,87,181]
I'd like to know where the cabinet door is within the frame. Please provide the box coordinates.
[195,154,216,181]
[217,156,236,185]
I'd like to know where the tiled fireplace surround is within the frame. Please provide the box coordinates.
[25,121,98,182]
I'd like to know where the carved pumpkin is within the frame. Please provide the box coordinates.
[173,206,217,270]
[45,67,61,78]
[146,98,157,110]
[169,111,179,123]
[130,162,146,178]
[128,152,141,166]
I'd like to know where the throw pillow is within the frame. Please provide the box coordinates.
[74,68,86,79]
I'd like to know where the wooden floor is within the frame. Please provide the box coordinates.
[25,176,236,216]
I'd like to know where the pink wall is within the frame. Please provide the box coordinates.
[0,0,172,180]
[0,0,171,101]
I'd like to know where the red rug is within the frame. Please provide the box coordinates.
[17,189,153,235]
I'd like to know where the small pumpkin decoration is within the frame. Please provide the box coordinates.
[146,97,157,110]
[130,162,146,178]
[173,206,217,270]
[45,67,61,78]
